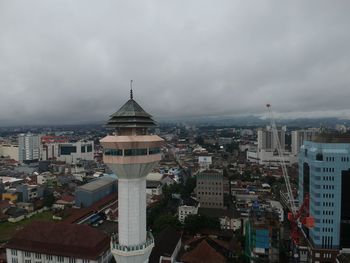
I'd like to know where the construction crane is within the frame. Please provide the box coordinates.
[266,104,314,246]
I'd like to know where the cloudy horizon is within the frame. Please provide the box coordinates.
[1,1,350,126]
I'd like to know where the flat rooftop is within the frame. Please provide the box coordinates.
[78,177,116,192]
[313,133,350,143]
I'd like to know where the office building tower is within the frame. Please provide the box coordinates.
[18,133,40,163]
[291,129,319,155]
[196,170,224,209]
[298,135,350,262]
[257,126,286,152]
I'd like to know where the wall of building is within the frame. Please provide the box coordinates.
[196,170,224,209]
[41,141,94,164]
[299,141,350,250]
[0,144,19,161]
[6,248,111,263]
[178,205,198,223]
[18,134,40,163]
[75,178,117,208]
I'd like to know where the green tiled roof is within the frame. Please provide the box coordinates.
[106,99,156,128]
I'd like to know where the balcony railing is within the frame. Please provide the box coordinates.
[111,232,154,253]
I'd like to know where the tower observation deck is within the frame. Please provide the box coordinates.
[100,88,164,263]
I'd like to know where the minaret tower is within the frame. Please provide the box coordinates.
[100,83,163,263]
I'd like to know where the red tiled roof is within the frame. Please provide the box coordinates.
[5,222,109,260]
[59,194,75,203]
[181,240,226,263]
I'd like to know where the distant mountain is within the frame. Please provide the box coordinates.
[159,115,350,128]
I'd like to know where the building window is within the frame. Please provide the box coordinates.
[68,258,75,263]
[12,259,18,263]
[148,147,160,155]
[25,260,31,263]
[11,250,17,256]
[124,148,147,156]
[57,256,64,262]
[35,254,41,259]
[24,252,31,258]
[60,146,77,155]
[46,255,53,261]
[87,145,93,152]
[104,149,123,156]
[82,260,89,263]
[316,153,323,161]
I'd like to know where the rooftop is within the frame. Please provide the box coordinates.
[313,133,350,143]
[106,90,156,129]
[77,176,116,192]
[5,221,110,260]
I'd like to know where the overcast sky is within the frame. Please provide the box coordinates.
[1,1,350,126]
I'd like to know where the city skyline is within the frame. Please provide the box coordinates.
[1,1,350,126]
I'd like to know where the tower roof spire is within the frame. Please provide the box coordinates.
[130,80,133,100]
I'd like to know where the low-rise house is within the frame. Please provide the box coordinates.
[178,197,199,223]
[5,207,27,222]
[54,194,75,208]
[16,202,34,213]
[146,181,163,196]
[5,221,111,263]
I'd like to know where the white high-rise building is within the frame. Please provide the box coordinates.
[100,89,163,263]
[291,129,319,155]
[18,133,40,163]
[257,126,286,151]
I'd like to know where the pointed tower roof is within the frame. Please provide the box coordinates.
[106,86,156,128]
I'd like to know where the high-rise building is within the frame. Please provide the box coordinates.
[18,133,40,163]
[298,135,350,262]
[100,89,163,263]
[196,169,224,209]
[291,129,319,155]
[257,126,285,151]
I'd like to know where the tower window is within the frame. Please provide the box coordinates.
[149,147,160,155]
[104,149,123,156]
[124,148,147,156]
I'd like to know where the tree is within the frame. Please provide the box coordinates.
[184,214,220,234]
[180,176,196,198]
[43,193,55,207]
[152,214,181,234]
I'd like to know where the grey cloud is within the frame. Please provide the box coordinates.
[1,0,350,126]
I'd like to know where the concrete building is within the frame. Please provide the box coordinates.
[196,170,224,209]
[75,177,117,208]
[41,141,94,164]
[246,126,299,166]
[298,135,350,262]
[5,221,111,263]
[198,156,212,171]
[178,197,199,223]
[0,144,19,161]
[257,126,286,152]
[291,129,319,155]
[16,184,44,202]
[100,89,164,263]
[18,133,40,163]
[247,149,297,166]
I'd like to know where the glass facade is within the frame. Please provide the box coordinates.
[60,146,77,155]
[148,147,160,154]
[105,149,123,156]
[104,147,160,156]
[124,148,147,156]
